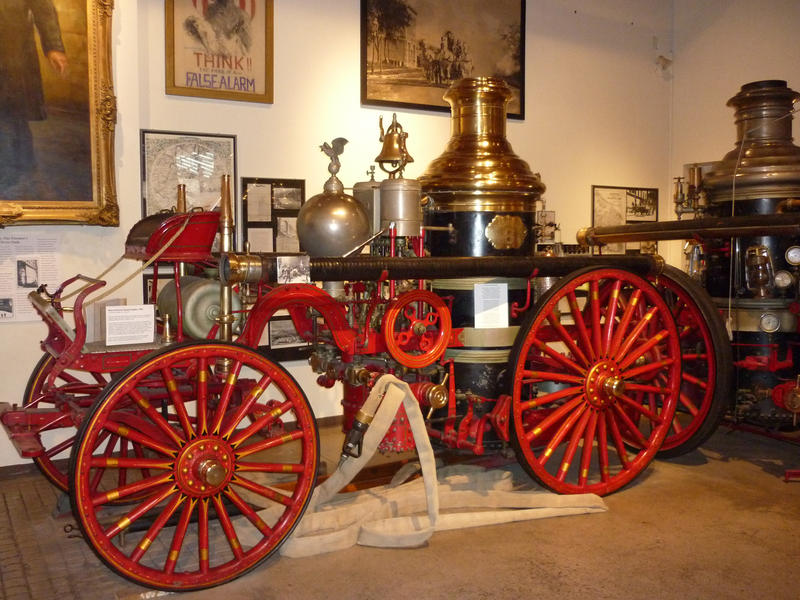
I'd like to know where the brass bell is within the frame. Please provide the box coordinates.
[375,113,413,179]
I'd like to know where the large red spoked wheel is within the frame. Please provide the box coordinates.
[23,353,109,491]
[69,341,319,591]
[383,289,452,368]
[650,266,732,457]
[509,267,681,495]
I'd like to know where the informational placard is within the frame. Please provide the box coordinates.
[105,305,155,346]
[0,232,60,322]
[473,283,509,329]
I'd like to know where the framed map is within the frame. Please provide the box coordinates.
[140,130,237,216]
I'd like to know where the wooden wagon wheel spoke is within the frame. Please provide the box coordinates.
[22,353,111,492]
[546,309,591,368]
[129,493,186,565]
[161,367,195,439]
[600,279,624,355]
[566,290,597,362]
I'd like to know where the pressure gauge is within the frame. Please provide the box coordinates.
[785,246,800,266]
[774,269,795,289]
[759,312,781,333]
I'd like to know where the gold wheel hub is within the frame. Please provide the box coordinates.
[585,361,625,408]
[175,436,234,497]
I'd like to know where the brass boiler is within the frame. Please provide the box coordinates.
[419,77,545,405]
[419,77,545,257]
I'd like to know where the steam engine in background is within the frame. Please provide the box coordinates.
[673,80,800,432]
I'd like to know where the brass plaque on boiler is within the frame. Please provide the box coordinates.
[485,215,527,250]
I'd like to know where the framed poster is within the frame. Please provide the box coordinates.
[241,177,304,253]
[591,185,659,255]
[141,130,237,217]
[165,0,274,104]
[361,0,525,119]
[0,0,117,226]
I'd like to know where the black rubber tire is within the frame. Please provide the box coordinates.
[650,265,733,458]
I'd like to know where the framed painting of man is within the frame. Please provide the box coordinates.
[0,0,117,226]
[361,0,525,119]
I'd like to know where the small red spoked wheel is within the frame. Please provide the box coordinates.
[509,267,681,496]
[69,341,319,591]
[383,290,452,369]
[23,353,109,491]
[649,266,732,457]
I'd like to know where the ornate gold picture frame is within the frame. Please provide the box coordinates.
[0,0,117,226]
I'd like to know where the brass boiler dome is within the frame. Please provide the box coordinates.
[703,80,800,204]
[419,77,545,256]
[419,77,544,198]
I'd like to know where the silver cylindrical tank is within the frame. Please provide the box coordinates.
[379,177,422,237]
[157,276,242,340]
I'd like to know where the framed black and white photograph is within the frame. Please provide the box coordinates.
[141,130,237,217]
[592,185,659,255]
[535,210,556,243]
[275,217,299,253]
[241,177,304,253]
[262,315,312,361]
[361,0,526,118]
[273,186,302,210]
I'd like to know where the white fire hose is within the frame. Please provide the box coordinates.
[274,374,607,558]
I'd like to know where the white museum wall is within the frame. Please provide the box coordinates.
[0,0,680,467]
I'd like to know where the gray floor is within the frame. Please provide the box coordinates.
[2,425,800,600]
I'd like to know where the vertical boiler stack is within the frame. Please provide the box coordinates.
[418,77,545,404]
[701,80,800,423]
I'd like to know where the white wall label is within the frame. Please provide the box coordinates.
[474,283,508,329]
